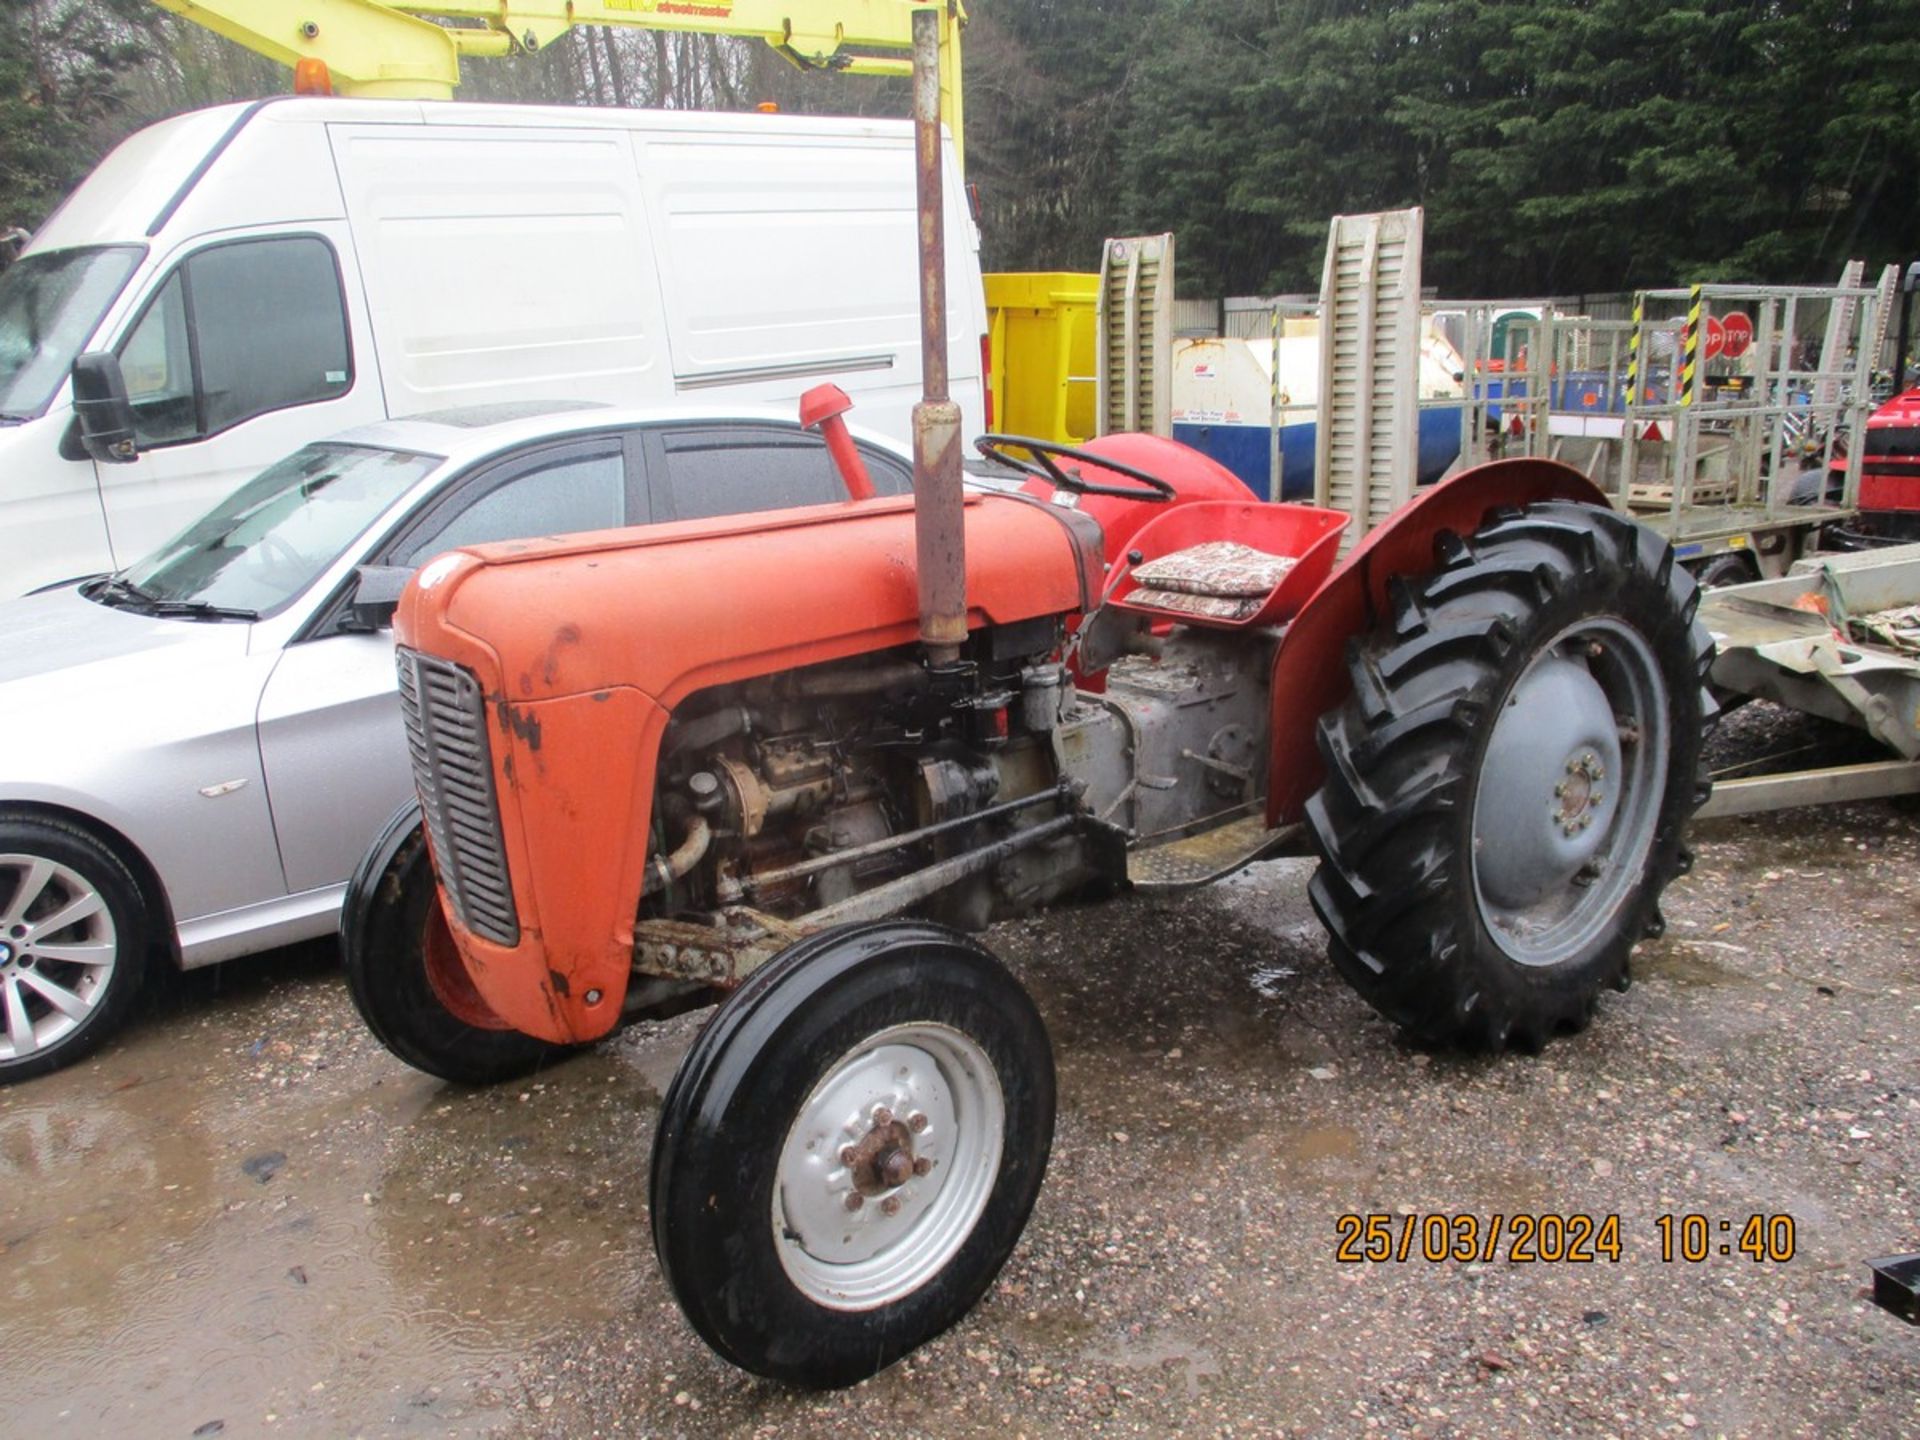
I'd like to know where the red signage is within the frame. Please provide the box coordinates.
[1703,315,1725,361]
[1722,312,1754,359]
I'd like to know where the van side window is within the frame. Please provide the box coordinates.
[118,271,196,446]
[659,426,912,521]
[117,236,352,448]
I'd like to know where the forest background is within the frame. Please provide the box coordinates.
[4,0,1915,300]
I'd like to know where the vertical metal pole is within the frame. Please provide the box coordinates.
[1620,294,1643,510]
[1681,285,1702,412]
[1771,295,1799,520]
[1845,293,1873,511]
[1624,293,1642,410]
[911,7,965,668]
[1268,304,1282,501]
[1756,296,1780,509]
[1459,306,1478,469]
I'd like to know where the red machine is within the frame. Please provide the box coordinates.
[340,9,1710,1388]
[342,408,1711,1385]
[1854,387,1920,541]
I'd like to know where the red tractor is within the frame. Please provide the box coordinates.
[342,393,1712,1385]
[342,17,1707,1383]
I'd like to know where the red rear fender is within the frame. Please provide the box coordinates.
[1264,459,1608,825]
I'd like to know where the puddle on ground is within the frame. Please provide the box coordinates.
[1084,1329,1223,1398]
[1285,1124,1362,1163]
[1640,944,1754,989]
[0,964,685,1437]
[1,1094,216,1331]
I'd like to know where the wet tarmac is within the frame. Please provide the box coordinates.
[3,717,1917,1437]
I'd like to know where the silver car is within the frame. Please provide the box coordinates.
[0,401,913,1082]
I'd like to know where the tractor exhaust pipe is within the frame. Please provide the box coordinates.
[911,6,966,669]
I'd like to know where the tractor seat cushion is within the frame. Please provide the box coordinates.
[1130,540,1298,599]
[1124,586,1264,622]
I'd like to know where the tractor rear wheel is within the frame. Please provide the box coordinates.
[651,921,1053,1387]
[1306,502,1713,1051]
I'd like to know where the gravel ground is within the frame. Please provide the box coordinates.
[3,703,1916,1438]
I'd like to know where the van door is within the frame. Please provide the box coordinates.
[92,223,381,567]
[326,122,667,414]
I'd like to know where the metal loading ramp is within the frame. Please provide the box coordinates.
[1095,234,1175,438]
[1313,208,1423,549]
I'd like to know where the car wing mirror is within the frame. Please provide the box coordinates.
[70,352,139,464]
[344,564,413,633]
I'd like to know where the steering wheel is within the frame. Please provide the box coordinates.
[974,435,1177,502]
[247,532,308,587]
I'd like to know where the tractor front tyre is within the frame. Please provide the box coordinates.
[650,921,1054,1387]
[1306,502,1713,1051]
[342,800,579,1086]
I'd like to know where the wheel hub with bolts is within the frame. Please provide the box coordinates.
[773,1022,1005,1310]
[838,1105,934,1208]
[1553,751,1606,836]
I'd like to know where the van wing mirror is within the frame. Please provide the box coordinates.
[344,565,414,633]
[70,353,139,464]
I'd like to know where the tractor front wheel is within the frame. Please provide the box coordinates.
[342,800,579,1085]
[1306,502,1713,1051]
[650,921,1054,1387]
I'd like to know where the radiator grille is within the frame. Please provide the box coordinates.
[396,647,520,946]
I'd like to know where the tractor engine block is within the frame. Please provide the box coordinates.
[642,631,1096,933]
[638,617,1282,949]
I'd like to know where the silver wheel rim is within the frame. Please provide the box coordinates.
[0,854,119,1063]
[1470,617,1671,968]
[773,1022,1005,1312]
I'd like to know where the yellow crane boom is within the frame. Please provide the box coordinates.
[153,0,965,165]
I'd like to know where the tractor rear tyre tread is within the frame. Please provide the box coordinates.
[1306,502,1714,1051]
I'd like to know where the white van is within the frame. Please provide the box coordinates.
[0,97,987,594]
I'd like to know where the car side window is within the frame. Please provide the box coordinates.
[392,444,626,568]
[658,425,911,521]
[116,235,351,448]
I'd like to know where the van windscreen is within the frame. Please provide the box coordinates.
[0,246,142,421]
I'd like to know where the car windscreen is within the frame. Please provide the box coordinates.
[117,443,441,617]
[0,246,142,421]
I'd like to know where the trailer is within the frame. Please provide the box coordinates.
[1460,274,1899,586]
[1110,269,1893,588]
[1695,541,1920,816]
